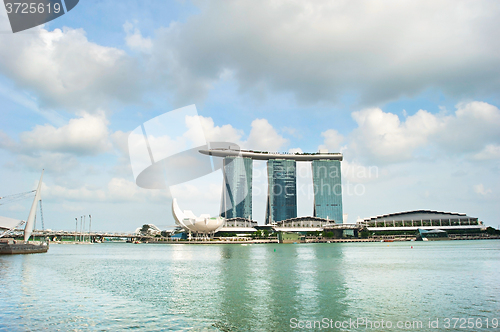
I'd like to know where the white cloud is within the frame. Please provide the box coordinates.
[169,170,224,216]
[474,144,500,160]
[183,115,287,151]
[2,1,499,111]
[41,177,170,203]
[349,101,500,163]
[111,130,131,157]
[124,21,153,53]
[435,102,500,153]
[18,112,111,155]
[185,115,243,145]
[474,183,492,196]
[107,177,146,202]
[0,25,141,111]
[318,129,344,152]
[42,182,106,202]
[150,0,500,105]
[245,118,288,151]
[350,107,439,163]
[341,159,382,184]
[0,113,113,173]
[288,148,303,154]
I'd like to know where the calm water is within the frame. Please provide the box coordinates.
[1,241,499,331]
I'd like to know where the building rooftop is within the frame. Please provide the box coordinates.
[363,210,473,222]
[199,148,343,161]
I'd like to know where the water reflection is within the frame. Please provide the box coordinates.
[212,244,349,331]
[1,241,499,331]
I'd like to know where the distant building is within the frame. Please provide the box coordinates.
[220,156,253,219]
[312,160,343,223]
[223,217,258,228]
[135,224,161,236]
[172,199,224,235]
[266,159,297,224]
[359,210,483,231]
[217,217,259,234]
[199,148,343,225]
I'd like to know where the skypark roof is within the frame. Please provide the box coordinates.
[199,148,343,161]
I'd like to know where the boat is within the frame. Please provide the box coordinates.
[0,171,49,254]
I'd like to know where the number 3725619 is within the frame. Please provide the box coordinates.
[5,2,61,14]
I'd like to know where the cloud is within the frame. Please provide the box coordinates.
[319,129,344,152]
[0,25,141,111]
[0,113,113,172]
[107,177,149,202]
[124,21,153,53]
[111,130,131,157]
[149,0,500,105]
[349,101,500,163]
[288,148,303,154]
[245,118,288,151]
[349,107,438,163]
[474,183,492,196]
[18,112,111,155]
[473,144,500,160]
[435,102,500,153]
[185,115,243,144]
[183,115,287,151]
[41,177,170,203]
[42,182,106,202]
[2,1,499,112]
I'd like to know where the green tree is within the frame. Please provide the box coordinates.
[323,231,334,238]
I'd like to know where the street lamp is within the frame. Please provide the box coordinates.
[83,215,86,242]
[89,214,92,243]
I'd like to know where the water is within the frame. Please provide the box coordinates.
[1,241,499,331]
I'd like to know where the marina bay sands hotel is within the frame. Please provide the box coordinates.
[199,148,343,224]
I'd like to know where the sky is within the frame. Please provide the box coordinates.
[0,0,499,232]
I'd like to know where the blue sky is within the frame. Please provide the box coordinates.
[0,0,499,231]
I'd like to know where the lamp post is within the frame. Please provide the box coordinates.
[82,215,86,242]
[89,214,92,243]
[80,216,83,242]
[75,217,78,242]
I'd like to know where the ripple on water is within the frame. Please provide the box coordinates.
[0,241,499,331]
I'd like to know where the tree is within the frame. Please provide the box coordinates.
[323,231,334,238]
[486,227,500,235]
[360,229,372,238]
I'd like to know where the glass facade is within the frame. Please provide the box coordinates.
[266,159,297,224]
[220,157,253,219]
[312,160,343,223]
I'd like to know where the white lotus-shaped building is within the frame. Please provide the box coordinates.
[172,198,225,234]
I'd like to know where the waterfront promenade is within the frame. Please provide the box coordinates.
[6,229,499,245]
